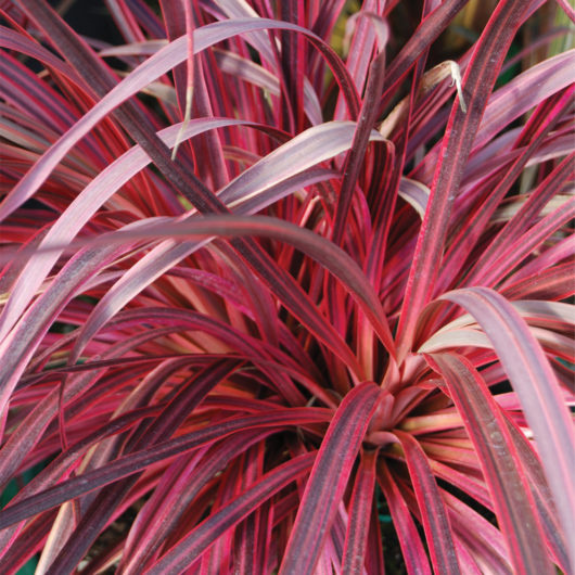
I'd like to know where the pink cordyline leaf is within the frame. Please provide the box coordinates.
[16,214,394,358]
[333,0,382,121]
[398,178,429,218]
[440,490,512,573]
[279,382,381,574]
[502,234,574,288]
[474,49,575,150]
[0,117,357,350]
[502,260,575,301]
[208,0,280,65]
[414,50,575,185]
[44,358,245,574]
[231,447,269,575]
[226,445,261,573]
[0,12,359,222]
[502,415,571,570]
[419,300,574,358]
[394,430,461,573]
[332,50,386,246]
[476,198,575,287]
[0,404,162,558]
[472,197,575,289]
[163,0,232,191]
[377,462,432,574]
[169,0,194,161]
[426,353,555,574]
[0,513,56,574]
[219,121,380,208]
[279,0,307,133]
[0,241,133,421]
[0,340,189,493]
[437,90,574,295]
[421,326,573,363]
[341,448,379,574]
[0,25,80,83]
[0,53,78,135]
[364,504,385,574]
[396,0,543,359]
[143,452,316,575]
[118,433,267,573]
[438,287,575,571]
[0,408,330,530]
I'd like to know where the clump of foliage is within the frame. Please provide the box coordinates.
[0,0,573,573]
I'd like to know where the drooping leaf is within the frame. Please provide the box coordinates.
[439,286,575,571]
[426,352,555,574]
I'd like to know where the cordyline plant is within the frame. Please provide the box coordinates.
[0,0,573,572]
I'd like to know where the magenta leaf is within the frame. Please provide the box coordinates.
[279,382,381,574]
[426,352,555,574]
[394,430,461,574]
[341,448,379,574]
[377,463,432,575]
[439,286,575,571]
[143,452,316,574]
[16,214,394,358]
[396,0,539,358]
[0,408,330,530]
[1,1,571,571]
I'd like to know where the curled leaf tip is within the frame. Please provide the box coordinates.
[448,61,467,113]
[171,86,194,160]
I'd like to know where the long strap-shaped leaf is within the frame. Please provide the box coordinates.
[331,51,386,246]
[377,463,432,575]
[120,431,269,574]
[0,403,162,559]
[42,358,243,574]
[426,352,555,574]
[472,150,574,287]
[502,259,574,301]
[474,196,575,289]
[395,0,531,360]
[439,286,575,571]
[7,2,373,370]
[438,90,574,295]
[502,414,570,571]
[394,430,461,574]
[341,448,378,574]
[21,214,394,360]
[0,241,132,420]
[279,382,381,574]
[0,408,330,531]
[142,452,316,574]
